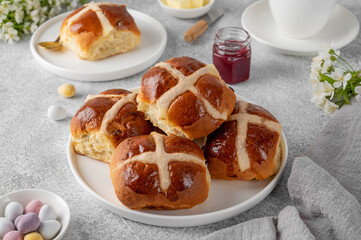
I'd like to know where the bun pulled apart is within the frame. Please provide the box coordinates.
[70,89,153,163]
[60,2,141,60]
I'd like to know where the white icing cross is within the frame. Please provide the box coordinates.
[111,132,206,191]
[155,62,230,122]
[86,92,137,134]
[66,2,115,35]
[227,101,282,172]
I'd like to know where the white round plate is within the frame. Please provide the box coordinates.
[0,189,70,240]
[66,94,288,227]
[241,0,359,56]
[30,10,167,81]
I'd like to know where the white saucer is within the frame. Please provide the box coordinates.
[241,0,360,55]
[66,94,288,227]
[30,10,167,81]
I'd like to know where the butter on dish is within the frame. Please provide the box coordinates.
[163,0,209,9]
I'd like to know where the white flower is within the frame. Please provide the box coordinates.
[321,59,333,74]
[324,100,339,114]
[0,5,10,16]
[2,21,13,31]
[15,9,24,24]
[23,21,30,34]
[309,70,320,84]
[0,0,84,43]
[48,7,56,18]
[30,22,38,33]
[311,82,332,108]
[310,56,322,73]
[332,68,351,90]
[4,27,20,43]
[355,86,361,102]
[31,9,40,22]
[70,0,78,9]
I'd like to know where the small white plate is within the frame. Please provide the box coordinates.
[241,0,360,55]
[30,10,167,81]
[0,189,70,240]
[66,95,288,227]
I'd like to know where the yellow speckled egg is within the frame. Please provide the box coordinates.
[58,83,76,98]
[24,232,43,240]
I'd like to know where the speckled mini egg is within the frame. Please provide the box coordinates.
[47,105,67,121]
[58,83,76,98]
[24,201,44,215]
[38,220,61,240]
[14,215,24,229]
[3,230,23,240]
[17,213,40,234]
[24,232,43,240]
[5,202,24,222]
[38,205,56,222]
[0,217,15,238]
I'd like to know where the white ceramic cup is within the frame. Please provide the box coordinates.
[269,0,338,39]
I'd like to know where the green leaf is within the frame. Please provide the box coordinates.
[336,89,343,101]
[343,92,351,104]
[319,73,335,85]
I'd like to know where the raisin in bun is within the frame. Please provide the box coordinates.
[110,132,210,209]
[60,2,141,60]
[204,100,282,180]
[136,57,236,140]
[70,89,153,163]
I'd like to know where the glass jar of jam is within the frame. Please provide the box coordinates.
[213,27,251,84]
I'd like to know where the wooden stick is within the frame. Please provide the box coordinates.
[184,20,208,42]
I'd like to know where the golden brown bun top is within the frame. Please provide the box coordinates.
[61,3,140,50]
[110,132,207,205]
[113,133,204,163]
[140,57,209,103]
[205,101,282,180]
[70,89,153,144]
[138,56,237,139]
[232,101,278,122]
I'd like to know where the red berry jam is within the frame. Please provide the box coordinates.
[213,27,251,84]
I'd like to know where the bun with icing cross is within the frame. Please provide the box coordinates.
[204,100,282,180]
[136,56,237,140]
[70,89,153,163]
[110,132,211,209]
[60,2,141,60]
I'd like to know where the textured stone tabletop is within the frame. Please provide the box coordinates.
[0,0,360,239]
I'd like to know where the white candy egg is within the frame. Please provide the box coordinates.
[47,105,67,121]
[4,202,24,222]
[0,217,14,238]
[38,205,57,222]
[38,220,61,240]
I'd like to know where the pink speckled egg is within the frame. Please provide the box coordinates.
[24,201,43,215]
[3,230,23,240]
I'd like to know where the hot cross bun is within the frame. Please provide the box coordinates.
[204,100,282,180]
[70,89,153,163]
[136,56,236,140]
[110,132,211,209]
[60,2,141,60]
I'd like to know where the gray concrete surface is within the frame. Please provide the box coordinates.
[0,0,360,239]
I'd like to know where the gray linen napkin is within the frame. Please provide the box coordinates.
[200,101,361,240]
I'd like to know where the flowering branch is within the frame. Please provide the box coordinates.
[0,0,86,43]
[310,46,361,114]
